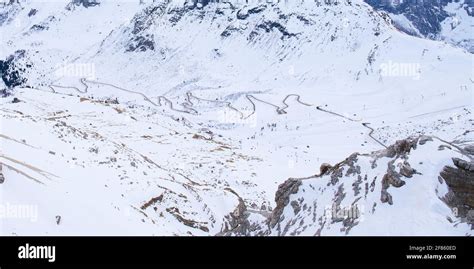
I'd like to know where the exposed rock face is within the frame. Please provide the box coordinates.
[440,158,474,226]
[218,188,267,236]
[366,0,451,36]
[269,178,302,229]
[70,0,100,8]
[126,34,155,52]
[0,50,29,96]
[464,145,474,155]
[236,5,266,20]
[452,157,474,172]
[385,136,418,158]
[399,162,416,178]
[236,136,474,236]
[0,165,4,184]
[221,195,250,235]
[365,0,474,52]
[319,163,333,176]
[121,4,169,52]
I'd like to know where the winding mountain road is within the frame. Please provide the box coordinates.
[185,91,244,119]
[362,122,388,148]
[51,78,198,115]
[48,78,387,148]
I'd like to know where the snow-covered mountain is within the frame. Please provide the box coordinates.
[365,0,474,53]
[0,0,472,235]
[229,135,474,236]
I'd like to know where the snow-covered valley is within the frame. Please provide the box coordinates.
[0,0,472,236]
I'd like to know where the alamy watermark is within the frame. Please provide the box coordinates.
[217,107,257,127]
[380,61,421,80]
[18,243,56,263]
[54,62,96,80]
[0,202,38,222]
[324,204,364,222]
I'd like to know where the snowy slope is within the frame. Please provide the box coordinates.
[0,0,472,235]
[239,135,474,236]
[366,0,474,53]
[440,1,474,53]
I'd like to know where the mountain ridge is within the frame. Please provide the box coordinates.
[0,0,472,236]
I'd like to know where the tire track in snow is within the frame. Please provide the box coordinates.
[316,106,387,148]
[0,162,45,185]
[0,154,59,182]
[316,106,361,122]
[243,93,314,119]
[362,122,388,149]
[185,91,245,119]
[51,79,316,120]
[51,78,88,94]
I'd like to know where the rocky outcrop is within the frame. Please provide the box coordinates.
[319,163,332,176]
[69,0,100,9]
[0,165,4,184]
[0,50,29,96]
[451,157,474,172]
[219,197,250,235]
[126,34,155,52]
[122,3,170,52]
[218,188,266,236]
[384,136,418,158]
[268,178,302,229]
[464,145,474,155]
[242,136,474,236]
[440,158,474,226]
[366,0,474,52]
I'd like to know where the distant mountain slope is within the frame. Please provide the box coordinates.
[365,0,474,52]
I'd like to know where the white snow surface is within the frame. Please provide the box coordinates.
[0,0,472,235]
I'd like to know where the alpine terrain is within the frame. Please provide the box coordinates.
[0,0,472,236]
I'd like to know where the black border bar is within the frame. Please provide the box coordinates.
[0,236,472,266]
